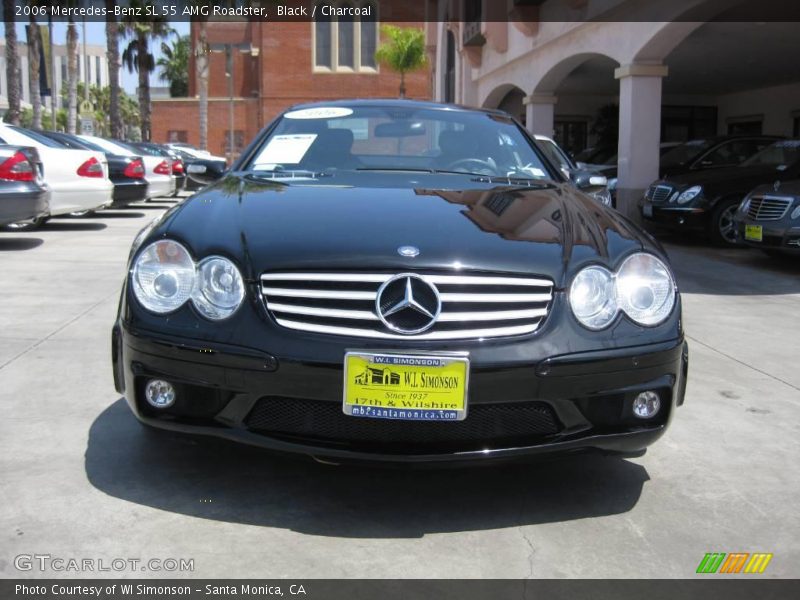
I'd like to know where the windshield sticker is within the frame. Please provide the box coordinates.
[519,166,546,177]
[284,107,354,120]
[253,134,317,166]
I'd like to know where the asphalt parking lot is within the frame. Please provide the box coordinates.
[1,195,798,579]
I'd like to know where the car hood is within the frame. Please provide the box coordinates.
[160,175,648,288]
[661,164,784,189]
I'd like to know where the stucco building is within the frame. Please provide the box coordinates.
[426,0,800,217]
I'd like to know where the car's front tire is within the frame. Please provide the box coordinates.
[709,197,742,246]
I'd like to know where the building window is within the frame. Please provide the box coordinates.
[167,130,188,143]
[223,130,245,155]
[444,30,456,103]
[95,56,101,86]
[727,118,763,135]
[554,119,588,156]
[312,1,377,72]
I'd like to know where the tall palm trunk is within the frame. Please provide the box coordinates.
[66,19,79,134]
[196,20,209,150]
[27,18,42,129]
[106,0,122,138]
[3,0,22,125]
[137,31,151,140]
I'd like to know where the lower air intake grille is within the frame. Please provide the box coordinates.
[245,397,562,453]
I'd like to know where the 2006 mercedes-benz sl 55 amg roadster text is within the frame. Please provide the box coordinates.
[112,100,688,464]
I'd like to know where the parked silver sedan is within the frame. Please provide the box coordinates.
[735,180,800,256]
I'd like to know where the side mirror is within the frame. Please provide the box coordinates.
[571,169,608,192]
[186,161,227,186]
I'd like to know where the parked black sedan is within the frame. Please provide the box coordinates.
[112,100,687,464]
[36,130,148,207]
[735,179,800,256]
[0,145,49,227]
[641,140,800,245]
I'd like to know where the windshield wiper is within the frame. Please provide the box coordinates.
[356,167,435,173]
[248,169,330,180]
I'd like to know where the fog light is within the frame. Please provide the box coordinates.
[145,379,176,409]
[632,391,660,419]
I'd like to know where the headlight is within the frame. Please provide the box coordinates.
[570,253,676,329]
[192,256,245,320]
[791,204,800,220]
[589,187,612,207]
[615,254,676,326]
[739,196,752,214]
[568,266,617,329]
[676,185,702,204]
[132,240,195,313]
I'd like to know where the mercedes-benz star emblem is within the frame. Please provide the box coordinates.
[774,180,782,192]
[376,274,441,334]
[397,245,420,257]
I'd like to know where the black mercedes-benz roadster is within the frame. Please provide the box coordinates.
[112,100,688,464]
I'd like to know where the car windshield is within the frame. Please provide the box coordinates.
[741,140,800,169]
[660,139,713,167]
[537,139,574,175]
[245,106,555,180]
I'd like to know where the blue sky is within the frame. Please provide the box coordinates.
[2,21,190,95]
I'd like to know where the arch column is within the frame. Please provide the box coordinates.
[614,63,668,220]
[523,94,557,137]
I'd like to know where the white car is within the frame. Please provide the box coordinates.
[167,144,227,163]
[0,123,113,228]
[78,135,176,200]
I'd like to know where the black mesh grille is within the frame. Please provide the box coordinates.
[245,397,562,454]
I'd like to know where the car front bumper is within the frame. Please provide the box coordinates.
[736,220,800,254]
[641,202,709,231]
[112,321,689,464]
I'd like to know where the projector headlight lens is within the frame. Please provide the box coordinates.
[192,256,245,320]
[676,185,702,204]
[132,240,195,313]
[615,253,676,326]
[569,266,617,330]
[570,253,676,329]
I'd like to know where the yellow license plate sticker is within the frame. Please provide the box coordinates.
[343,352,469,421]
[745,224,763,242]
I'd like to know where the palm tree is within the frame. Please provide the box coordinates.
[157,34,189,97]
[120,4,172,141]
[374,25,428,99]
[26,17,43,129]
[3,0,22,125]
[195,16,210,150]
[66,18,78,134]
[106,0,123,138]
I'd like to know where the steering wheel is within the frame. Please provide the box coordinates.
[444,158,497,176]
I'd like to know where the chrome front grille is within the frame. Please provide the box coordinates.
[746,195,793,221]
[260,272,554,340]
[646,184,673,203]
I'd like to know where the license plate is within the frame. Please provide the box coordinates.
[343,351,469,421]
[643,203,654,217]
[745,224,763,242]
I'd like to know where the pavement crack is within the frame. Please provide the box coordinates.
[686,334,800,395]
[0,291,118,371]
[520,529,536,580]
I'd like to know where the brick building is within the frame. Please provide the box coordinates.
[151,17,431,160]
